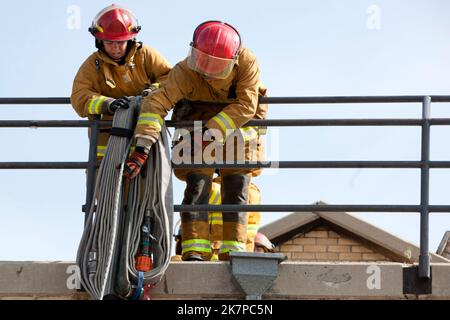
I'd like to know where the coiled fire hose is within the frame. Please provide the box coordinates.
[76,96,173,300]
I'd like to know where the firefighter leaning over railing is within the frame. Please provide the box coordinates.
[124,20,268,261]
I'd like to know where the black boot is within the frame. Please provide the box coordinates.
[184,254,205,261]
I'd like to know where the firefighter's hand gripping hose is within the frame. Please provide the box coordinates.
[124,148,149,179]
[76,96,173,300]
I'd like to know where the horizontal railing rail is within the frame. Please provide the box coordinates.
[2,95,450,104]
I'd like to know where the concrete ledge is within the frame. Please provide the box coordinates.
[0,261,79,297]
[0,261,449,300]
[431,263,450,297]
[152,261,241,299]
[269,262,403,299]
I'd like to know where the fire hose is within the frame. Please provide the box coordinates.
[76,96,173,300]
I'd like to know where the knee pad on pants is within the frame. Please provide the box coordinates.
[221,174,251,205]
[182,173,212,205]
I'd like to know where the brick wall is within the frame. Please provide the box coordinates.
[275,224,392,262]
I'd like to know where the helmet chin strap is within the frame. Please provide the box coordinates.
[95,38,104,50]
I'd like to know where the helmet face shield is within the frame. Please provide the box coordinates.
[187,46,237,79]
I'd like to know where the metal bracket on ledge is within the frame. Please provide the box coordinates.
[230,252,286,300]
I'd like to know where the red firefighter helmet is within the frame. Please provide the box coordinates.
[187,20,241,79]
[254,232,275,253]
[89,4,141,41]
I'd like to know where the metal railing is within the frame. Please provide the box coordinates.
[2,95,450,280]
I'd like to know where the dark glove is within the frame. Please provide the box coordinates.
[123,147,149,179]
[173,99,193,120]
[108,96,130,113]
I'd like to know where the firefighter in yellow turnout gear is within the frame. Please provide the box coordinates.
[124,21,268,261]
[70,5,171,160]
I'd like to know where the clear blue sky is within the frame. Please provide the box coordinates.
[0,0,449,260]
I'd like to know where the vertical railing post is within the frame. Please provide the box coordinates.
[419,96,431,278]
[83,117,99,225]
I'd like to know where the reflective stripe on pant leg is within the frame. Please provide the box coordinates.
[97,145,106,158]
[219,174,250,256]
[220,220,247,255]
[208,181,222,242]
[96,131,110,159]
[209,182,221,206]
[208,181,223,259]
[209,212,223,244]
[181,238,211,254]
[246,183,261,251]
[181,219,211,258]
[220,240,246,254]
[181,173,213,260]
